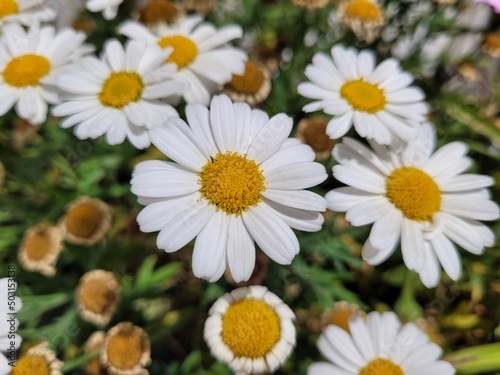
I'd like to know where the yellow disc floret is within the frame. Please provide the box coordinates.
[222,299,281,358]
[107,331,144,370]
[226,62,265,95]
[386,167,441,221]
[78,279,116,314]
[198,151,266,215]
[359,358,404,375]
[345,0,382,21]
[340,79,386,113]
[99,72,144,108]
[23,228,52,261]
[0,0,18,19]
[11,356,50,375]
[157,35,198,69]
[3,54,51,87]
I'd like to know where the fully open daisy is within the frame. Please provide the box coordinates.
[298,45,428,145]
[0,23,92,125]
[53,39,186,149]
[131,95,327,282]
[326,123,499,287]
[118,14,247,105]
[12,342,63,375]
[308,311,455,375]
[0,0,55,28]
[85,0,123,20]
[204,286,296,374]
[0,278,22,374]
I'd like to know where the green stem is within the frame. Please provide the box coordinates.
[444,343,500,374]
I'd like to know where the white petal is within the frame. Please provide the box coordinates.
[266,162,328,190]
[241,203,299,265]
[192,211,228,281]
[332,164,386,194]
[400,219,426,272]
[326,112,353,140]
[209,95,237,153]
[262,189,326,211]
[440,195,499,221]
[430,234,462,281]
[227,216,256,282]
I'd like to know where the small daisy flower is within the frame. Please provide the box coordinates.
[137,0,183,26]
[326,123,499,288]
[296,116,336,161]
[18,223,64,277]
[0,278,22,374]
[185,0,216,14]
[118,14,247,105]
[483,32,500,57]
[0,0,55,29]
[59,197,112,245]
[85,331,106,375]
[53,39,186,149]
[0,23,92,125]
[222,61,272,106]
[131,95,328,282]
[101,322,151,375]
[76,270,122,327]
[298,45,428,145]
[337,0,386,44]
[204,286,296,374]
[85,0,123,20]
[13,342,63,375]
[308,311,455,375]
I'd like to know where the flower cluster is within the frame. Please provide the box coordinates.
[1,0,499,374]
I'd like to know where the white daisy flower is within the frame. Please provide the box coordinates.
[52,39,187,149]
[0,24,92,125]
[85,0,123,20]
[0,277,22,374]
[204,285,296,374]
[308,311,455,375]
[298,45,428,145]
[131,95,328,282]
[326,122,499,288]
[118,14,247,105]
[0,0,55,29]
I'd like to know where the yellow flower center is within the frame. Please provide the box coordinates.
[0,0,18,19]
[24,228,52,261]
[157,35,198,69]
[64,202,105,239]
[78,279,118,314]
[222,299,281,358]
[326,306,357,332]
[99,72,144,109]
[484,33,500,51]
[226,62,265,95]
[198,151,266,215]
[107,330,144,370]
[345,0,382,21]
[359,358,404,375]
[340,79,386,113]
[11,355,50,375]
[3,54,51,87]
[386,167,441,222]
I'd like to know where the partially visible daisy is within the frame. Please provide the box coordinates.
[326,123,499,287]
[0,278,22,374]
[131,95,327,282]
[85,0,123,20]
[185,0,216,14]
[100,322,151,375]
[0,24,92,125]
[204,285,296,374]
[308,311,455,375]
[85,331,106,375]
[13,342,63,375]
[298,45,428,145]
[18,223,64,277]
[118,14,247,105]
[222,61,271,106]
[292,0,330,10]
[53,39,186,149]
[0,0,55,28]
[296,116,336,161]
[59,197,112,245]
[321,301,365,332]
[137,0,183,26]
[337,0,386,44]
[483,32,500,57]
